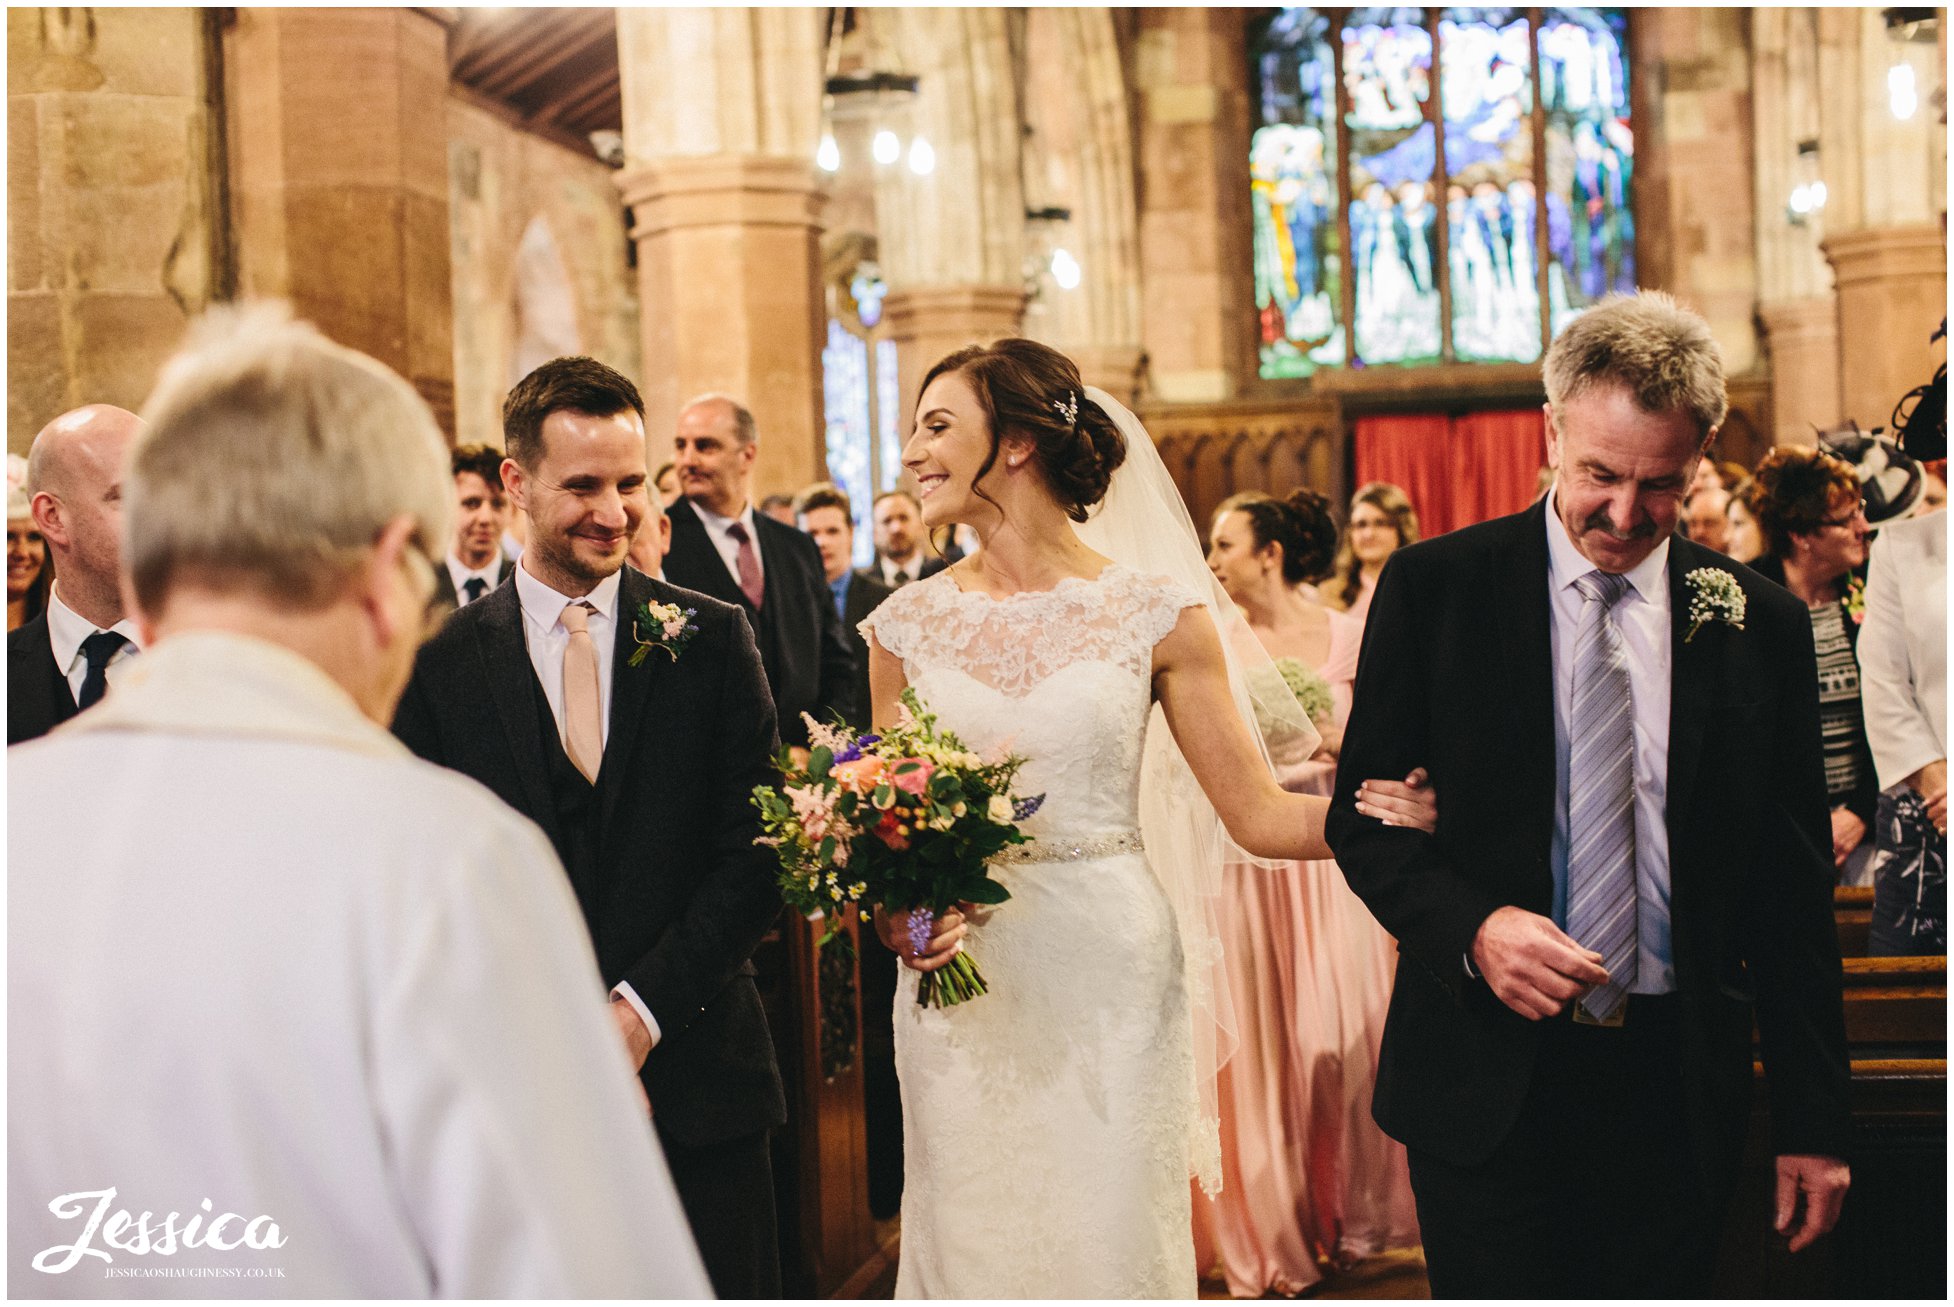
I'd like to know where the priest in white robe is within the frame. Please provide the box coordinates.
[8,304,712,1299]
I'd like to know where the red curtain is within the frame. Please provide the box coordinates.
[1354,408,1545,536]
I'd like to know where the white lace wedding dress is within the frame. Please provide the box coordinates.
[862,563,1208,1299]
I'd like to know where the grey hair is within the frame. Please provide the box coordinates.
[682,393,757,446]
[126,302,453,613]
[1542,290,1729,441]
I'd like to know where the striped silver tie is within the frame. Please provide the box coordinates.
[1566,569,1637,1023]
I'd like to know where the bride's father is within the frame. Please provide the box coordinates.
[1329,292,1850,1296]
[393,357,786,1297]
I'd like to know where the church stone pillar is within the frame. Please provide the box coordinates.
[615,156,827,497]
[881,285,1026,426]
[223,7,455,432]
[613,7,827,499]
[1757,297,1843,446]
[1821,225,1946,432]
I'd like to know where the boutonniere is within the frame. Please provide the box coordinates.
[627,600,700,667]
[1683,567,1746,642]
[1842,574,1866,626]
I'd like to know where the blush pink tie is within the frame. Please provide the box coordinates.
[558,600,602,783]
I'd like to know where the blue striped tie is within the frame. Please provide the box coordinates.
[1566,570,1637,1023]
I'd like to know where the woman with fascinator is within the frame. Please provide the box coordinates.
[857,339,1438,1297]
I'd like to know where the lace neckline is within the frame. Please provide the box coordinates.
[941,562,1130,604]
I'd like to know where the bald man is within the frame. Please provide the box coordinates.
[8,405,144,743]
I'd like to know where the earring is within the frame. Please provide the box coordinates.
[1008,455,1024,468]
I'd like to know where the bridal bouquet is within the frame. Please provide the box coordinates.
[751,688,1044,1008]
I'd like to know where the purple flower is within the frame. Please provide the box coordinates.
[904,912,933,957]
[1013,794,1046,822]
[858,734,882,749]
[835,741,863,763]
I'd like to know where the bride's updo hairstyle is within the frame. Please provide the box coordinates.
[922,339,1127,523]
[1215,488,1337,585]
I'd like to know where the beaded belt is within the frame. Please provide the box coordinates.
[992,830,1145,865]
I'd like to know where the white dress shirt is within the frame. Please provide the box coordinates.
[878,551,926,586]
[1858,511,1947,788]
[446,549,504,606]
[691,498,764,590]
[511,561,661,1046]
[8,631,710,1298]
[45,586,141,702]
[1544,491,1676,993]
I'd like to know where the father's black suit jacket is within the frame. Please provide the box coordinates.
[391,566,787,1149]
[662,497,859,748]
[1328,499,1851,1182]
[8,614,75,745]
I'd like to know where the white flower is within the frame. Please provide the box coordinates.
[1684,567,1746,642]
[987,795,1014,823]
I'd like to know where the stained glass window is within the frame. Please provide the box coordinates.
[823,262,903,567]
[1252,8,1343,378]
[1250,7,1633,377]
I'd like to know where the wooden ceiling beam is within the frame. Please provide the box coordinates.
[527,57,619,128]
[470,9,612,100]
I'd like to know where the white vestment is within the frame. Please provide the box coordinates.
[8,631,712,1299]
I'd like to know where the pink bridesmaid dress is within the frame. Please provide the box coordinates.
[1192,609,1419,1296]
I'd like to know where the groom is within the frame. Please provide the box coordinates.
[392,357,787,1297]
[1329,292,1850,1296]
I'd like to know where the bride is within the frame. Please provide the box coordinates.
[859,338,1436,1297]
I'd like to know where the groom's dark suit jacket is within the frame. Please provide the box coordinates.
[8,614,75,745]
[662,496,859,749]
[1328,499,1850,1181]
[391,565,787,1149]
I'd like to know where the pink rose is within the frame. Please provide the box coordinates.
[890,758,935,796]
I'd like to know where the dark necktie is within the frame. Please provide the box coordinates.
[726,521,765,610]
[77,630,130,710]
[462,577,488,605]
[893,567,911,587]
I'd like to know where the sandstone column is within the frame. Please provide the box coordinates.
[881,286,1027,422]
[614,8,827,497]
[223,8,455,433]
[1822,225,1947,432]
[1131,8,1255,402]
[1757,297,1843,444]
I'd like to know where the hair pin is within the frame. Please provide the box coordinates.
[1052,390,1078,428]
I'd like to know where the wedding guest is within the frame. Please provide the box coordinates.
[759,492,797,526]
[7,457,49,632]
[1197,489,1418,1293]
[1751,446,1879,881]
[655,460,681,506]
[8,305,710,1298]
[664,393,858,749]
[1725,476,1765,563]
[795,482,891,732]
[431,443,514,614]
[1682,482,1731,553]
[394,359,788,1297]
[872,489,945,586]
[626,481,672,579]
[1330,291,1850,1297]
[7,404,145,744]
[1324,481,1418,622]
[1916,463,1946,514]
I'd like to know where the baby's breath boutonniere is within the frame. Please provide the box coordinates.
[1842,574,1866,626]
[627,600,700,667]
[1683,567,1746,643]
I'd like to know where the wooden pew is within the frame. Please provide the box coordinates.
[1835,885,1873,956]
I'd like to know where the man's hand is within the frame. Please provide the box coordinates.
[1470,906,1610,1019]
[1356,768,1437,832]
[1907,759,1948,835]
[611,996,653,1072]
[876,906,966,973]
[1774,1154,1850,1253]
[1829,807,1868,867]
